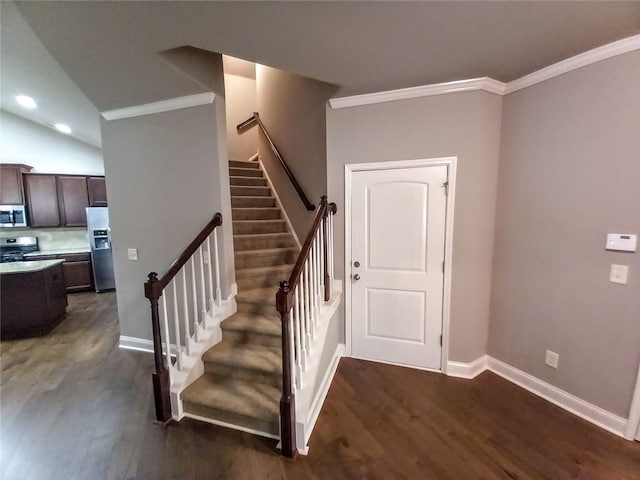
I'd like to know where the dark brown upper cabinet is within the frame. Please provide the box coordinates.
[87,176,108,207]
[24,173,100,227]
[0,164,32,205]
[24,174,62,227]
[57,176,90,227]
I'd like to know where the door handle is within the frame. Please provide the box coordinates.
[353,274,361,281]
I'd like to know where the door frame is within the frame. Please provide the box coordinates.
[624,362,640,440]
[344,156,457,373]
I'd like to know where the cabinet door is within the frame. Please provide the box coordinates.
[87,176,108,207]
[0,165,27,204]
[60,256,94,293]
[24,174,61,227]
[57,176,89,227]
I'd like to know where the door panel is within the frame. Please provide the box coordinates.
[351,165,447,370]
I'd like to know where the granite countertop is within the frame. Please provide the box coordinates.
[0,259,66,274]
[24,247,91,257]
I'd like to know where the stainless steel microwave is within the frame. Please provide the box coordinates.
[0,205,27,227]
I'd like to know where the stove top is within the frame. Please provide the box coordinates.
[0,236,39,263]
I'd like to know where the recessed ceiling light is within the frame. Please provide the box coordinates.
[16,95,37,109]
[54,123,72,134]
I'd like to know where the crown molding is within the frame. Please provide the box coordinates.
[505,34,640,94]
[329,77,506,109]
[329,34,640,109]
[101,92,215,121]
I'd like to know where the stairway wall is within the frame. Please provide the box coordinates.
[256,65,339,240]
[225,73,258,161]
[101,93,235,342]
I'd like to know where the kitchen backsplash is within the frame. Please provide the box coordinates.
[0,227,89,251]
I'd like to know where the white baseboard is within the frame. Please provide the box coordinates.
[119,335,157,354]
[447,355,488,379]
[297,343,346,455]
[486,356,627,438]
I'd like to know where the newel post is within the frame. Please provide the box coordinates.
[276,280,297,458]
[321,196,331,302]
[145,272,172,424]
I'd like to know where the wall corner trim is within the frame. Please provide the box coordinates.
[329,34,640,108]
[101,92,216,121]
[446,355,488,379]
[329,77,505,109]
[486,356,627,438]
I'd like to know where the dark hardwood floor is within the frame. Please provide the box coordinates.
[1,292,639,479]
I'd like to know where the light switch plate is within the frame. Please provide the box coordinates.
[609,264,628,284]
[128,248,138,261]
[545,350,559,369]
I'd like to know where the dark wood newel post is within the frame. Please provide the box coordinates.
[321,196,331,302]
[276,280,297,458]
[145,272,172,424]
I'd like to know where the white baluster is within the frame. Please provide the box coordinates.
[206,236,214,311]
[190,257,199,341]
[305,259,314,340]
[198,245,207,316]
[213,228,222,305]
[294,284,306,377]
[315,233,321,317]
[319,220,325,295]
[312,236,319,327]
[329,213,335,282]
[161,292,171,367]
[181,268,191,355]
[289,312,296,393]
[299,269,309,350]
[172,280,181,370]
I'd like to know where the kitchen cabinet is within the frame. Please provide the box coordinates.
[24,174,61,227]
[57,176,89,226]
[87,176,108,206]
[24,174,102,227]
[27,252,94,293]
[0,164,32,204]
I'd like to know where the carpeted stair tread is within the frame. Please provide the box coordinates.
[182,375,279,433]
[229,167,263,178]
[236,287,281,305]
[233,219,288,234]
[230,176,268,187]
[234,232,295,251]
[203,340,281,374]
[232,207,282,220]
[235,264,293,279]
[231,186,272,197]
[231,196,276,208]
[222,312,281,336]
[229,160,260,169]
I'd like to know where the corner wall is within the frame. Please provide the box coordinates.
[489,51,640,417]
[326,90,503,362]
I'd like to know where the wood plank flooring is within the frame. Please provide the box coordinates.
[1,292,639,479]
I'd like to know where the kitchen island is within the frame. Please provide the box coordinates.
[1,259,68,339]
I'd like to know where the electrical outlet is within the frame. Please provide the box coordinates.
[127,248,138,261]
[609,264,629,285]
[545,350,559,369]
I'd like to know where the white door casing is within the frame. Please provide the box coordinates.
[348,162,450,370]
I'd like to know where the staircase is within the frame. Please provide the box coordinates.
[180,159,298,437]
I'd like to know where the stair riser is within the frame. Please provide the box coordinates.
[233,222,288,235]
[234,235,295,251]
[222,329,281,348]
[232,197,276,208]
[232,208,281,220]
[203,363,281,388]
[229,160,260,169]
[235,250,297,269]
[231,186,272,197]
[183,401,279,436]
[237,300,279,317]
[237,274,288,291]
[230,177,268,187]
[229,167,263,178]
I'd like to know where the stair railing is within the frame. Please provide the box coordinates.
[144,213,224,423]
[237,112,315,211]
[276,196,337,458]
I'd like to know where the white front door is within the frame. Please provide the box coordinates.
[350,164,448,370]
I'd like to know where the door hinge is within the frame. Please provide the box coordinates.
[442,181,449,195]
[440,334,443,346]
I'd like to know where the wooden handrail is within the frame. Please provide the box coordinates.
[237,113,315,211]
[145,213,222,300]
[143,212,223,424]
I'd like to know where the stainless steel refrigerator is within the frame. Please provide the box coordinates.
[86,207,116,292]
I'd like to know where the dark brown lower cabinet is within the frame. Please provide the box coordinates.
[27,253,94,293]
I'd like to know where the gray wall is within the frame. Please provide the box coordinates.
[224,74,258,161]
[327,91,503,362]
[256,65,338,239]
[489,51,640,417]
[100,99,234,341]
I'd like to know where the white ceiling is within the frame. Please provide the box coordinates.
[3,1,639,149]
[0,2,102,147]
